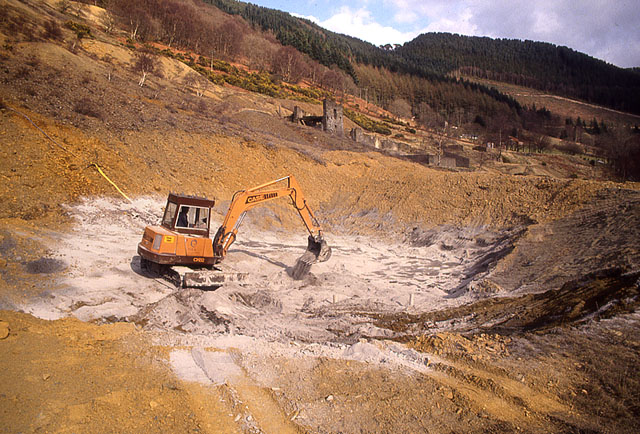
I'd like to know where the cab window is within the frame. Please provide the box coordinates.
[162,202,178,228]
[175,205,209,229]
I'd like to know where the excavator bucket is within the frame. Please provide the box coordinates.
[306,235,332,262]
[291,236,332,280]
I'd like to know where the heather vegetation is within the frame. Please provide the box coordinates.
[344,109,392,136]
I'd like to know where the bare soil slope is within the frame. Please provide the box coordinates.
[2,1,640,433]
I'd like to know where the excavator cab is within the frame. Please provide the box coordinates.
[138,194,217,267]
[160,193,214,236]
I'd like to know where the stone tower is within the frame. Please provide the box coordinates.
[322,99,344,136]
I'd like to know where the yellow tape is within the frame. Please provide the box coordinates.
[91,163,132,203]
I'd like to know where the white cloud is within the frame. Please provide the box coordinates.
[387,0,418,24]
[422,8,478,36]
[290,12,321,25]
[531,9,561,39]
[393,9,418,24]
[387,0,461,23]
[319,6,418,46]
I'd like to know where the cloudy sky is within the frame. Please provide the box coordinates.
[248,0,640,68]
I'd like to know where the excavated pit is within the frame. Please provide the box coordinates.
[21,193,639,346]
[8,194,640,434]
[22,197,532,343]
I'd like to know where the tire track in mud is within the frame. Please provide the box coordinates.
[427,357,570,428]
[172,347,302,433]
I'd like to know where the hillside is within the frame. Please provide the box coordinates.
[1,1,640,433]
[463,77,640,128]
[201,0,640,180]
[397,33,640,115]
[205,0,640,117]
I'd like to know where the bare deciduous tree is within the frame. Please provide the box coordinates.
[389,97,412,119]
[243,34,275,72]
[216,19,244,58]
[42,19,63,40]
[133,53,156,87]
[56,0,71,14]
[307,60,325,86]
[535,135,551,153]
[109,0,160,41]
[183,72,208,97]
[100,10,116,34]
[320,68,343,92]
[272,46,308,84]
[599,128,640,180]
[417,102,445,130]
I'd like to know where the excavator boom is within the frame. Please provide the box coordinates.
[213,175,331,278]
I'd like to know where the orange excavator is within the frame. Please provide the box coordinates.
[137,175,331,288]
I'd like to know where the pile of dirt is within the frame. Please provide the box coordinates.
[483,188,640,294]
[371,267,640,337]
[410,332,511,360]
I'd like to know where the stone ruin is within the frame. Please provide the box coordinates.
[322,99,343,136]
[290,100,469,168]
[404,154,458,168]
[349,126,469,168]
[290,99,343,136]
[292,106,305,123]
[349,127,364,143]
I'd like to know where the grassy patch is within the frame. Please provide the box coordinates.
[344,109,392,135]
[64,21,91,39]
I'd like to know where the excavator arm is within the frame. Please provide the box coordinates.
[212,176,331,272]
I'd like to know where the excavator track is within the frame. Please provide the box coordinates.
[140,257,247,290]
